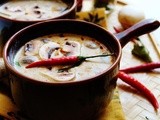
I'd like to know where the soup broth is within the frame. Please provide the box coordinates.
[14,33,115,82]
[0,0,68,21]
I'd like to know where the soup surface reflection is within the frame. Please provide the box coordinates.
[0,0,68,21]
[14,33,115,82]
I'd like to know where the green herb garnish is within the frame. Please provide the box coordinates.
[15,61,21,67]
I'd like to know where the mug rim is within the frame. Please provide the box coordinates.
[3,19,122,86]
[0,0,77,23]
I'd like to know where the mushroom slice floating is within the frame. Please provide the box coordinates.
[52,1,68,12]
[53,70,75,82]
[62,41,81,56]
[83,40,98,49]
[52,5,67,12]
[24,40,43,56]
[19,56,39,66]
[50,49,64,58]
[81,40,102,56]
[39,42,60,59]
[41,68,75,82]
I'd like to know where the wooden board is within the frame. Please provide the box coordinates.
[82,1,160,119]
[107,3,160,120]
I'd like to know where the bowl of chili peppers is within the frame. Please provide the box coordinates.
[3,19,160,120]
[0,0,77,45]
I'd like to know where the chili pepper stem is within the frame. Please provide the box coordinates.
[79,53,114,60]
[58,53,114,71]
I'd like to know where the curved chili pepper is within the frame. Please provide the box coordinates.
[26,54,114,68]
[118,71,159,110]
[120,62,160,73]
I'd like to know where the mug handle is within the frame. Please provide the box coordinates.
[115,19,160,48]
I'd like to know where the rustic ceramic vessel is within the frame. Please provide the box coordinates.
[3,19,160,120]
[0,0,77,44]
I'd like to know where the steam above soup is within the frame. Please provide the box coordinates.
[0,0,68,21]
[14,34,115,82]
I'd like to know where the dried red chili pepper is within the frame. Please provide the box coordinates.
[120,62,160,73]
[26,54,114,68]
[118,71,159,110]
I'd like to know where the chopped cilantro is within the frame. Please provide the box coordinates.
[15,61,21,67]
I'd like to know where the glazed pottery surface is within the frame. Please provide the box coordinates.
[3,19,160,120]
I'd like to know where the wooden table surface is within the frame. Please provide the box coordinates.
[108,1,160,120]
[83,0,160,120]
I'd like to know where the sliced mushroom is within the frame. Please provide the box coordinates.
[7,6,23,12]
[53,70,75,82]
[81,40,102,56]
[50,49,64,58]
[19,56,39,66]
[41,68,75,82]
[52,6,66,12]
[52,2,68,12]
[62,41,81,56]
[24,40,43,56]
[39,42,60,59]
[41,38,51,43]
[83,40,98,49]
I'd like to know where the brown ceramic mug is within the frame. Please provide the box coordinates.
[3,19,160,120]
[0,0,77,45]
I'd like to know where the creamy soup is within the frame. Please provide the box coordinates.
[0,0,68,21]
[14,34,115,82]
